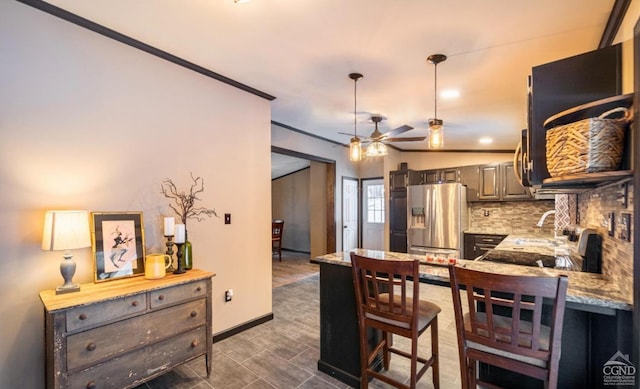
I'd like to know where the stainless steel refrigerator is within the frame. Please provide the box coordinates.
[406,183,468,258]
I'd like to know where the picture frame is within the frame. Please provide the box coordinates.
[91,211,146,282]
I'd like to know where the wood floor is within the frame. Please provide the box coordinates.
[272,250,318,288]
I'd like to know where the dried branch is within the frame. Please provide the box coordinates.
[161,173,218,226]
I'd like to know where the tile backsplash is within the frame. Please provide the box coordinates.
[578,182,634,299]
[469,200,556,234]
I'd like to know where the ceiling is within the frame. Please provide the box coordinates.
[47,0,616,151]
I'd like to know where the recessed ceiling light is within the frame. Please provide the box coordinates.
[234,0,251,3]
[479,137,493,144]
[440,89,460,99]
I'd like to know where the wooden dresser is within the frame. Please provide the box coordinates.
[39,269,215,389]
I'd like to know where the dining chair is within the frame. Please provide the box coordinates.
[350,253,440,389]
[271,219,284,261]
[448,265,568,389]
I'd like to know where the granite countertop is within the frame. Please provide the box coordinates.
[314,249,632,313]
[483,234,584,271]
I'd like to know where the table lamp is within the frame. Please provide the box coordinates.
[42,210,91,294]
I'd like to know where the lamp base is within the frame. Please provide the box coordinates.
[56,283,80,294]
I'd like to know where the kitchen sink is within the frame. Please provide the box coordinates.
[513,238,560,247]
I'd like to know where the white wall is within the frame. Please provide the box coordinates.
[0,2,272,388]
[271,123,358,251]
[397,152,513,170]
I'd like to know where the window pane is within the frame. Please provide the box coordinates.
[366,184,385,224]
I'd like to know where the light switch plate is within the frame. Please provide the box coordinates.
[224,213,231,224]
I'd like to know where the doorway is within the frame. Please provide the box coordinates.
[342,177,358,251]
[362,178,385,250]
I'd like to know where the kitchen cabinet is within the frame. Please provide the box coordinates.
[389,189,407,252]
[39,270,214,389]
[478,162,531,201]
[410,168,460,185]
[460,165,480,201]
[389,170,409,190]
[526,43,622,185]
[463,233,507,259]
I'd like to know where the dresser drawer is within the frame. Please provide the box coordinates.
[68,326,207,389]
[66,294,147,332]
[67,299,206,371]
[150,280,207,309]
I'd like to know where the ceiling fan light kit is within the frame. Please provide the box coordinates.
[427,54,447,149]
[349,72,364,162]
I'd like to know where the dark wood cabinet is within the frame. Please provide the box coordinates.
[411,168,460,185]
[389,189,407,252]
[502,161,530,199]
[389,170,408,190]
[463,233,507,259]
[460,165,480,201]
[477,162,531,201]
[526,43,622,185]
[478,164,500,200]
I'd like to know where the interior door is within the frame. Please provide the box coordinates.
[362,179,385,250]
[342,177,359,251]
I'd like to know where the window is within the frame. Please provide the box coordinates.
[367,184,385,223]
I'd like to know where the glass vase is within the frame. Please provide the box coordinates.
[183,229,193,270]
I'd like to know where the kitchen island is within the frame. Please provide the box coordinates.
[315,249,632,388]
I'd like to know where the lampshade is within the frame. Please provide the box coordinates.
[350,137,363,161]
[428,119,444,149]
[42,210,91,251]
[365,141,388,157]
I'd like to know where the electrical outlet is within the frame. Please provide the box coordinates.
[225,289,233,302]
[483,210,490,217]
[224,213,231,224]
[608,212,615,237]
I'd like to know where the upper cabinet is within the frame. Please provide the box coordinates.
[409,168,460,185]
[477,162,531,201]
[525,43,623,185]
[389,170,409,190]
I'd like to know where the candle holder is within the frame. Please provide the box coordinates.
[174,242,186,274]
[164,235,175,272]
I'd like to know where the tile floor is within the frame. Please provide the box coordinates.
[139,260,463,389]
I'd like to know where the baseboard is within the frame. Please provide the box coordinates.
[212,313,274,343]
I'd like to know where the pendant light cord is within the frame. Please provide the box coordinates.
[354,77,358,137]
[433,63,438,119]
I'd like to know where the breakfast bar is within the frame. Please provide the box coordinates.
[315,249,632,388]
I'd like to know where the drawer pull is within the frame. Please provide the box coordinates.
[158,295,165,301]
[190,311,198,317]
[86,381,97,389]
[131,300,139,307]
[79,314,87,320]
[191,340,198,348]
[86,343,96,352]
[196,286,202,292]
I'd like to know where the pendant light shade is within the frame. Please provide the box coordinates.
[349,73,363,161]
[350,137,363,160]
[427,54,447,149]
[365,140,388,157]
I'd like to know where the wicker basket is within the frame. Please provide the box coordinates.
[546,107,631,177]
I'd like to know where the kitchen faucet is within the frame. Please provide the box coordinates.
[536,210,556,227]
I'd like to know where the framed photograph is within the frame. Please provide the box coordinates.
[91,212,146,282]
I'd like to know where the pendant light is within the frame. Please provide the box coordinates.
[349,73,364,161]
[365,116,388,157]
[427,54,447,149]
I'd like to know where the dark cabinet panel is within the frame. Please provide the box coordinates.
[389,170,408,190]
[502,161,531,200]
[478,165,500,200]
[527,44,622,184]
[463,233,506,260]
[389,189,407,253]
[460,165,479,201]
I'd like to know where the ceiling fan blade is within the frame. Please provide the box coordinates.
[383,125,413,138]
[384,136,426,142]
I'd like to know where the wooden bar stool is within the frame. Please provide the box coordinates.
[351,253,441,389]
[271,219,284,261]
[448,265,568,389]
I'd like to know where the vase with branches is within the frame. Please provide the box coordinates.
[161,173,218,269]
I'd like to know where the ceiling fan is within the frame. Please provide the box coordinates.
[339,115,425,144]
